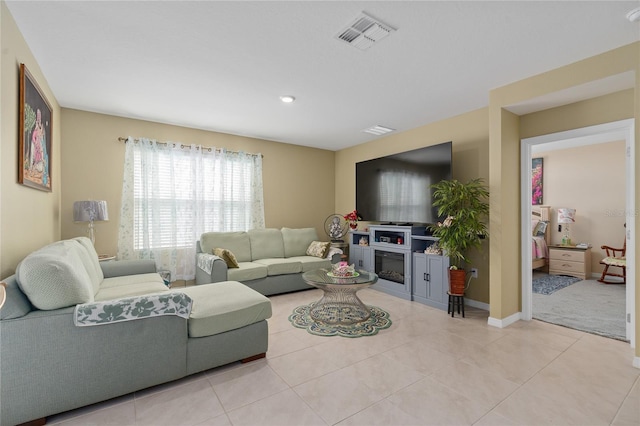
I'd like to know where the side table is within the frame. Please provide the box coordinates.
[548,245,591,280]
[330,241,349,261]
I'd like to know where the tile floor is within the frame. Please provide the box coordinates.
[49,288,639,426]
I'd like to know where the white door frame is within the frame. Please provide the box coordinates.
[520,119,635,347]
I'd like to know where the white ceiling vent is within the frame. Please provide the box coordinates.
[363,125,395,136]
[336,12,396,50]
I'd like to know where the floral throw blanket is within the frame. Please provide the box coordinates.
[197,253,217,275]
[74,293,193,327]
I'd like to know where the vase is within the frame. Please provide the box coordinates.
[449,269,466,295]
[349,221,358,230]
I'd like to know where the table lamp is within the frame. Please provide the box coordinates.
[557,208,576,246]
[73,200,109,245]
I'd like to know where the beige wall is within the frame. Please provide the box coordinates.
[1,2,62,278]
[520,89,635,139]
[335,108,491,303]
[534,141,626,274]
[60,109,336,257]
[489,41,638,356]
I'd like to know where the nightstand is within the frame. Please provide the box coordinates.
[548,245,591,280]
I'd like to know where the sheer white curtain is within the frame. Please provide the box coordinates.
[117,137,265,280]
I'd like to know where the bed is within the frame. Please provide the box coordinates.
[531,206,551,271]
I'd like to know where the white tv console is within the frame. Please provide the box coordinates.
[349,225,450,311]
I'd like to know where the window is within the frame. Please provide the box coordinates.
[118,138,264,279]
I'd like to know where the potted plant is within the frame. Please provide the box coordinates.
[428,178,489,295]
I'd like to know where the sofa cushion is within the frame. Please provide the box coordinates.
[177,281,272,337]
[95,282,168,301]
[213,248,239,268]
[100,273,167,289]
[282,227,319,258]
[306,241,330,258]
[253,258,302,276]
[248,228,284,260]
[16,241,95,310]
[287,256,332,272]
[227,262,268,282]
[71,237,104,295]
[200,232,252,262]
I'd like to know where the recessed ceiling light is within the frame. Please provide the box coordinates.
[363,125,395,136]
[280,95,296,103]
[627,7,640,22]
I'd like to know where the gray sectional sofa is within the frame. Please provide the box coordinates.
[0,237,272,426]
[196,227,338,295]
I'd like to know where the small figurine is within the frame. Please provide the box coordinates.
[425,243,442,255]
[359,237,368,246]
[329,216,344,240]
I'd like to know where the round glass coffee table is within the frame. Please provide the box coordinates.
[302,269,378,325]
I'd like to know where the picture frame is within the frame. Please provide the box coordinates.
[532,157,543,205]
[19,63,52,192]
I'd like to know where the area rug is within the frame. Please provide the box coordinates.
[288,304,392,337]
[533,278,626,341]
[532,274,582,295]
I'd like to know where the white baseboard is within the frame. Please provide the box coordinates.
[465,298,489,311]
[633,357,640,369]
[488,312,521,328]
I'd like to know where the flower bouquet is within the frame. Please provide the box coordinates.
[329,261,358,278]
[343,210,362,230]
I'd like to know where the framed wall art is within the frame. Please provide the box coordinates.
[19,63,52,192]
[532,157,543,205]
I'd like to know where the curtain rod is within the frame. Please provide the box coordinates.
[117,137,263,158]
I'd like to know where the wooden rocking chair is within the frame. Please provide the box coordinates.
[598,235,626,284]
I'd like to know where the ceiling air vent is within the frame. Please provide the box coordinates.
[336,12,396,50]
[363,125,395,136]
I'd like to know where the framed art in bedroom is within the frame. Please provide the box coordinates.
[19,63,53,192]
[532,157,543,205]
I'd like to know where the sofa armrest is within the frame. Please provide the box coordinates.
[195,253,228,285]
[100,260,157,278]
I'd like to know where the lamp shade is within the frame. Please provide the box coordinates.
[73,200,109,222]
[557,208,576,224]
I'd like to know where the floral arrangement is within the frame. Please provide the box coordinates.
[331,261,357,277]
[343,210,362,230]
[343,210,361,222]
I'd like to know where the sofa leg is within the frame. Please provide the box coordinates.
[18,418,47,426]
[241,353,266,363]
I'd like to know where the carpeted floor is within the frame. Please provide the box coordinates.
[532,273,626,341]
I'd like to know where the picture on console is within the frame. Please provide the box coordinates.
[356,141,452,225]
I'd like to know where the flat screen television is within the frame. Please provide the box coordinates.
[355,141,452,225]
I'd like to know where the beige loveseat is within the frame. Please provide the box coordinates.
[195,227,338,295]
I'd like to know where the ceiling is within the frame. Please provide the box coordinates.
[6,1,640,151]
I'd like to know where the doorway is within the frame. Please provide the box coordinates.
[520,119,635,347]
